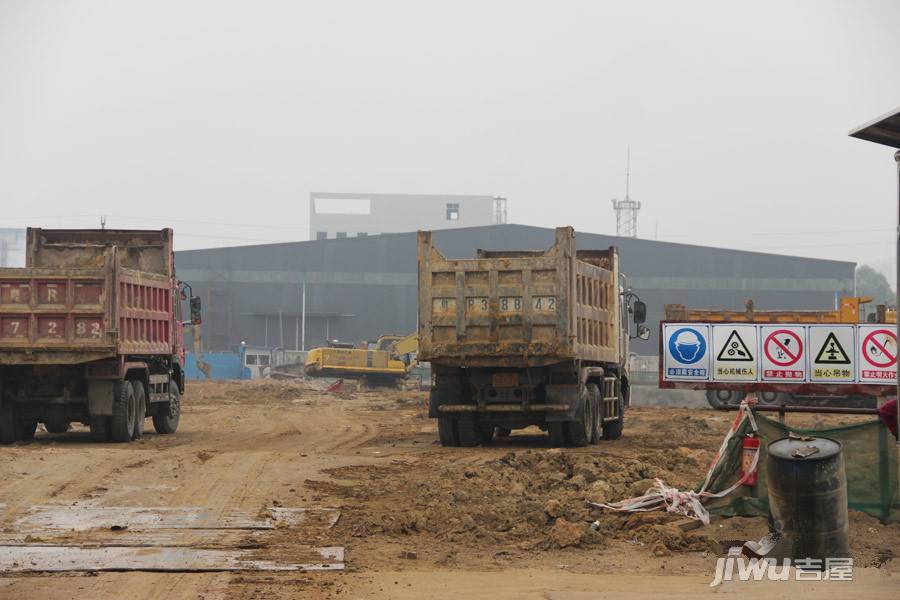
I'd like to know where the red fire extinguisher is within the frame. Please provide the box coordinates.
[741,434,760,486]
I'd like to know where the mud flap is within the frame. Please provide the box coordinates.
[543,385,581,422]
[88,380,115,417]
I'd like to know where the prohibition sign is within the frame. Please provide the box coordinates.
[862,329,897,368]
[764,329,803,367]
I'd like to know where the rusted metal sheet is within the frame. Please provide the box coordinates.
[13,505,341,532]
[0,545,344,572]
[0,504,344,572]
[0,229,178,364]
[26,228,173,276]
[663,296,893,324]
[418,226,621,368]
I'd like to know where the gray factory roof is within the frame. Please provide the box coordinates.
[176,224,853,293]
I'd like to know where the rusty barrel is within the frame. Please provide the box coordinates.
[766,436,850,563]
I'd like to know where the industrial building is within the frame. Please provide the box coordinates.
[309,192,507,240]
[0,229,26,267]
[175,225,855,356]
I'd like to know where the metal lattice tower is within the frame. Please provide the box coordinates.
[611,148,641,238]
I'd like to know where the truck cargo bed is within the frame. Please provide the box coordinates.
[0,229,177,365]
[418,227,621,368]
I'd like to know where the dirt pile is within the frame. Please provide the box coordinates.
[315,446,712,553]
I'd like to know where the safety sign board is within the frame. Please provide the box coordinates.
[808,325,855,383]
[662,324,710,381]
[712,325,758,381]
[858,325,897,383]
[760,325,806,381]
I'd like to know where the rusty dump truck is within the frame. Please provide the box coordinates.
[0,229,201,443]
[418,227,648,447]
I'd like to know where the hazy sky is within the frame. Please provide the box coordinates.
[2,1,899,277]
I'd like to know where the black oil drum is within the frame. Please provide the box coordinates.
[767,436,850,563]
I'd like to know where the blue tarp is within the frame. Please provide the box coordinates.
[184,351,245,380]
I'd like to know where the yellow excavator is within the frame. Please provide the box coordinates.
[304,332,419,385]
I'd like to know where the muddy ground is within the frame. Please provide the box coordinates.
[0,380,897,599]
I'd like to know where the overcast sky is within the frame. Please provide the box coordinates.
[2,1,899,277]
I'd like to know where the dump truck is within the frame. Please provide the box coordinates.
[0,228,201,443]
[418,227,648,447]
[664,297,894,409]
[304,332,419,385]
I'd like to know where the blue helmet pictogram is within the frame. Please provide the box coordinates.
[669,327,705,364]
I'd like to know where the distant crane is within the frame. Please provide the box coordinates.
[611,147,641,238]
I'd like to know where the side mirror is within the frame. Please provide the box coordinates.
[637,325,650,340]
[190,296,202,325]
[633,300,647,324]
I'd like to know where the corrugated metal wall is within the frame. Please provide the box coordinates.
[175,225,855,355]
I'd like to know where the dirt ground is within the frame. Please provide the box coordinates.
[0,380,897,599]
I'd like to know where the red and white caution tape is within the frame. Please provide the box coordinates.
[587,398,760,525]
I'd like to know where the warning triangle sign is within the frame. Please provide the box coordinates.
[717,330,754,361]
[814,332,851,364]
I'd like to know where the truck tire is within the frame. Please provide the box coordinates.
[153,379,181,435]
[45,421,70,434]
[90,416,110,442]
[601,389,625,441]
[437,415,459,446]
[758,391,786,406]
[548,422,567,447]
[564,387,592,447]
[111,381,136,442]
[705,390,745,410]
[587,383,601,444]
[132,380,146,440]
[476,423,495,445]
[455,415,481,447]
[18,418,37,441]
[0,401,20,444]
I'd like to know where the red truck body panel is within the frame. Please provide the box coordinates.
[0,229,181,365]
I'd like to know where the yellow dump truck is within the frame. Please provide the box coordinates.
[304,333,417,384]
[418,227,648,447]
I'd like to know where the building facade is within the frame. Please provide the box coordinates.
[309,192,507,240]
[175,225,855,356]
[0,229,26,267]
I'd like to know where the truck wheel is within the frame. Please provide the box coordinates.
[90,416,110,442]
[111,381,137,442]
[476,423,495,445]
[45,421,70,434]
[548,422,568,447]
[437,415,459,446]
[0,401,20,444]
[564,387,591,447]
[18,418,37,441]
[153,379,181,434]
[587,383,601,444]
[495,426,512,438]
[132,381,146,440]
[601,389,625,441]
[705,390,745,410]
[455,415,481,447]
[758,391,785,406]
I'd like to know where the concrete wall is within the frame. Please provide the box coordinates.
[175,225,855,357]
[309,192,502,239]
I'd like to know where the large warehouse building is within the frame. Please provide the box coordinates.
[174,225,855,356]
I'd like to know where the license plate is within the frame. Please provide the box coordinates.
[492,372,518,387]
